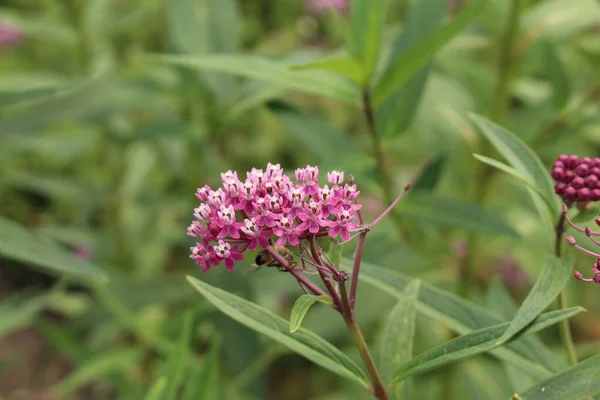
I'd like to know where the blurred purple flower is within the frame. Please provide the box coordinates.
[0,22,23,49]
[494,256,528,290]
[307,0,349,15]
[73,245,93,261]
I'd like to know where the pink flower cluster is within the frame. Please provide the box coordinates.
[188,164,361,272]
[552,155,600,202]
[0,22,23,49]
[306,0,348,15]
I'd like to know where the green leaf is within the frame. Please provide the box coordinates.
[348,0,386,80]
[374,0,487,105]
[409,155,446,193]
[268,102,372,183]
[182,338,221,400]
[485,280,539,392]
[497,255,573,344]
[0,217,107,282]
[379,280,420,398]
[327,242,345,270]
[400,194,520,238]
[513,354,600,400]
[571,204,600,223]
[164,311,194,400]
[290,295,333,333]
[153,54,359,103]
[290,56,365,85]
[144,377,167,400]
[0,85,62,108]
[473,154,548,201]
[469,114,560,217]
[0,291,51,339]
[392,306,583,383]
[55,348,143,396]
[187,276,370,387]
[376,0,446,138]
[351,261,567,377]
[541,41,571,109]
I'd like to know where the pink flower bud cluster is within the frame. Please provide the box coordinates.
[552,155,600,202]
[188,163,361,272]
[306,0,348,15]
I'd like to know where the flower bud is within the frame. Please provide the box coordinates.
[566,236,576,246]
[585,226,593,236]
[568,155,580,169]
[572,177,585,189]
[551,168,564,181]
[574,271,584,280]
[555,182,567,195]
[563,186,577,199]
[578,188,591,201]
[564,170,575,183]
[576,164,590,177]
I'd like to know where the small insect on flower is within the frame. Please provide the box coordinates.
[254,245,297,272]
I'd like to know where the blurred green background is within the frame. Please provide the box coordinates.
[1,0,600,399]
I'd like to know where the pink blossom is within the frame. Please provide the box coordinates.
[213,240,244,271]
[326,208,359,241]
[187,164,369,272]
[307,0,348,15]
[0,22,23,49]
[273,217,300,246]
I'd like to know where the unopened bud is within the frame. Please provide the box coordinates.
[574,271,584,280]
[404,182,411,191]
[566,236,577,246]
[585,226,592,236]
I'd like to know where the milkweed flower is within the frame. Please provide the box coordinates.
[188,163,362,272]
[0,22,23,49]
[306,0,348,15]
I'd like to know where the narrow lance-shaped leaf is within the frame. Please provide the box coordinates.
[290,295,333,333]
[486,280,539,392]
[469,114,560,217]
[391,306,583,383]
[164,311,194,400]
[376,0,446,138]
[379,280,420,398]
[153,54,360,104]
[400,194,520,238]
[409,155,446,193]
[143,377,167,400]
[497,255,573,344]
[290,56,365,86]
[541,40,571,109]
[512,354,600,400]
[187,276,370,387]
[350,261,567,377]
[0,216,107,283]
[374,0,487,105]
[348,0,386,81]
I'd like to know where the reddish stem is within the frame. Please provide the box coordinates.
[265,246,328,297]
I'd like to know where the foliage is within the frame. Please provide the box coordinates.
[1,0,600,399]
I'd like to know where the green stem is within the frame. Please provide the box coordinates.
[361,90,408,241]
[461,0,523,298]
[338,281,387,399]
[554,210,578,366]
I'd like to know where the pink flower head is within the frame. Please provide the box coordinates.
[326,208,359,241]
[0,22,23,49]
[298,198,328,234]
[241,218,271,250]
[187,163,366,273]
[273,217,300,246]
[327,170,344,187]
[216,205,243,239]
[307,0,349,15]
[190,243,217,272]
[213,240,244,271]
